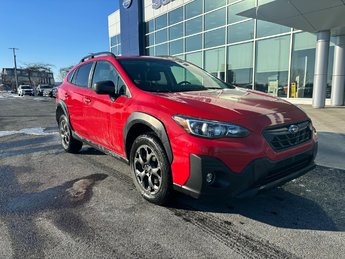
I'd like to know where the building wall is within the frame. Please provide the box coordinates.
[142,0,336,99]
[1,68,54,87]
[109,0,342,101]
[108,10,121,55]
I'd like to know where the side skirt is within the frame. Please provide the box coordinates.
[72,131,129,165]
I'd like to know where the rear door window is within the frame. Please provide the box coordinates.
[74,62,93,88]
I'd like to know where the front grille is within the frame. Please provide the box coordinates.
[263,121,312,152]
[254,151,313,187]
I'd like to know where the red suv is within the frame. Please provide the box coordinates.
[56,52,317,205]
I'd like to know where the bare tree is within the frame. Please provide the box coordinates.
[57,66,74,82]
[22,63,55,87]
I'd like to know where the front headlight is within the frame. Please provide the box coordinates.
[173,115,250,138]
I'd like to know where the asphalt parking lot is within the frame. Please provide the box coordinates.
[0,93,344,259]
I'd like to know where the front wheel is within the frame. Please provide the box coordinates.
[58,114,83,153]
[130,134,172,205]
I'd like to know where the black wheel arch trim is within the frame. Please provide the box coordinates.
[124,112,173,163]
[56,100,73,130]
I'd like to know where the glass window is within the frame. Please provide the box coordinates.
[204,47,226,81]
[185,0,202,19]
[156,43,168,56]
[256,20,290,38]
[255,35,290,97]
[169,7,183,25]
[205,28,225,48]
[67,70,75,83]
[186,16,202,36]
[205,0,226,12]
[146,33,154,46]
[290,32,316,98]
[111,46,117,55]
[228,20,254,43]
[156,14,167,30]
[186,51,202,68]
[186,34,202,52]
[205,8,226,31]
[146,47,155,56]
[227,42,253,88]
[74,62,93,88]
[156,29,167,44]
[118,58,230,93]
[175,54,185,60]
[169,39,183,55]
[228,0,256,24]
[146,19,155,33]
[169,23,183,40]
[111,36,117,46]
[92,61,118,91]
[118,77,129,96]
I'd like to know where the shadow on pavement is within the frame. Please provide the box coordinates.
[171,171,344,232]
[0,164,108,258]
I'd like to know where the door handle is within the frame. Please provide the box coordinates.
[64,93,69,98]
[84,98,91,104]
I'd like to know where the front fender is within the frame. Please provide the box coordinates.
[124,112,173,163]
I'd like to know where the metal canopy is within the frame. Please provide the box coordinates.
[238,0,345,36]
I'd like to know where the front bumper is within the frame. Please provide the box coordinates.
[173,143,318,199]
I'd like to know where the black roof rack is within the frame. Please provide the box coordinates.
[80,52,116,63]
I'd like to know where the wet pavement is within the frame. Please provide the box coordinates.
[0,93,344,258]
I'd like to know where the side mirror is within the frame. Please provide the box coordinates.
[94,81,116,95]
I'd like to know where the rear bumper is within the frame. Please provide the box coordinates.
[173,143,318,199]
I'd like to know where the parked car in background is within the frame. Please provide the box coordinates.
[18,85,34,96]
[36,84,53,96]
[51,84,61,98]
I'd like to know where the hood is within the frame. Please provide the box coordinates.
[154,88,307,126]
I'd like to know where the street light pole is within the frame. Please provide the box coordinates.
[9,47,19,92]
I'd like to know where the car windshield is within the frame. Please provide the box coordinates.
[118,58,233,93]
[41,85,52,89]
[21,86,31,89]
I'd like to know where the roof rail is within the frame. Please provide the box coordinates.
[80,52,116,63]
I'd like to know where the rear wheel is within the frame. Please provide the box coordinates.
[59,114,83,153]
[130,134,172,205]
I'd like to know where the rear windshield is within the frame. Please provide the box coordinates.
[118,58,232,93]
[21,86,31,89]
[40,85,52,89]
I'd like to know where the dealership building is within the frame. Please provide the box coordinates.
[108,0,345,107]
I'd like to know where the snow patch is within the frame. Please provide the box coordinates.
[0,92,22,99]
[0,127,58,137]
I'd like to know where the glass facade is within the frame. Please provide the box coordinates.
[141,0,335,99]
[110,34,121,56]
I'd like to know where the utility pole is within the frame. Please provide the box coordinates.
[9,48,19,92]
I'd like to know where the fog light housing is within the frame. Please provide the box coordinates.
[206,172,215,185]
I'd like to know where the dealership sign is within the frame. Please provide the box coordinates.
[152,0,175,9]
[122,0,132,9]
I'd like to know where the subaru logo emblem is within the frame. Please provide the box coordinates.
[122,0,132,9]
[288,125,299,134]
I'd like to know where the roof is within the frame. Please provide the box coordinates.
[238,0,345,36]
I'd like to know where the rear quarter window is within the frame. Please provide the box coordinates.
[67,70,75,83]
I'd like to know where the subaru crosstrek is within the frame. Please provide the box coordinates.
[56,52,317,205]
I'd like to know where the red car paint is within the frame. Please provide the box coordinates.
[57,55,317,196]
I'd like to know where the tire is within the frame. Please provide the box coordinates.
[58,114,83,153]
[130,133,172,205]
